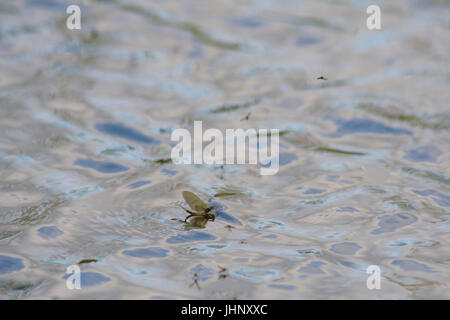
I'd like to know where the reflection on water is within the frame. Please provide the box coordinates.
[95,122,160,145]
[122,247,169,259]
[328,117,413,137]
[74,158,129,173]
[0,255,25,275]
[62,271,111,288]
[0,0,449,299]
[37,225,64,239]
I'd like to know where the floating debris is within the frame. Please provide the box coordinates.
[210,99,258,114]
[316,147,366,156]
[77,258,99,265]
[213,191,247,199]
[153,158,172,165]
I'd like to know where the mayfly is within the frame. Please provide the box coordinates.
[181,191,216,223]
[240,112,251,121]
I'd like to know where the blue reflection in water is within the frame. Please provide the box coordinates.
[27,0,67,10]
[190,264,214,281]
[187,45,203,58]
[230,17,264,29]
[74,158,129,173]
[161,168,178,176]
[166,231,216,244]
[330,242,362,255]
[151,296,175,300]
[413,189,450,207]
[372,213,417,234]
[37,226,64,239]
[95,122,159,144]
[63,272,111,287]
[296,35,321,46]
[122,247,169,258]
[329,118,413,137]
[233,268,279,281]
[336,207,359,212]
[268,284,297,290]
[327,175,339,182]
[298,261,326,274]
[208,201,242,226]
[215,210,242,225]
[303,188,325,195]
[0,255,25,275]
[128,180,152,189]
[279,152,298,166]
[259,151,297,168]
[392,259,435,273]
[404,145,442,162]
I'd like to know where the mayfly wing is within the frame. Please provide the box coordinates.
[182,191,209,212]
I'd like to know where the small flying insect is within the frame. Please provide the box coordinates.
[189,272,201,290]
[240,112,251,121]
[181,191,216,223]
[218,266,229,279]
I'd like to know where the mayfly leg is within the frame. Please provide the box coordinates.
[180,206,205,222]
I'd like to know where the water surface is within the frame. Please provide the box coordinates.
[0,0,449,299]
